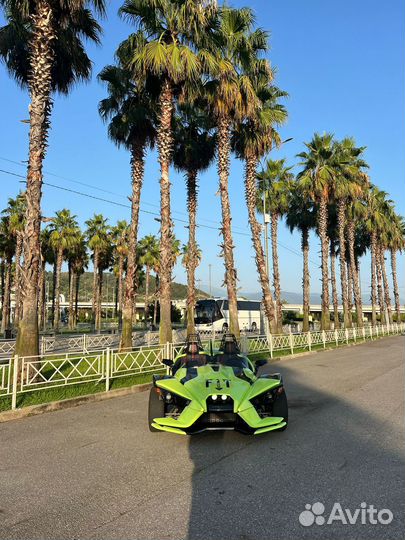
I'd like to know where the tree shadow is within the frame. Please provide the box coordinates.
[186,360,405,540]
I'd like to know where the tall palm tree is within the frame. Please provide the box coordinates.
[387,214,405,323]
[364,186,391,325]
[297,133,336,330]
[120,0,218,344]
[205,6,265,338]
[99,54,157,350]
[110,220,129,327]
[139,235,160,327]
[2,193,26,326]
[286,185,316,332]
[85,214,110,331]
[172,106,216,335]
[257,158,293,333]
[0,0,105,356]
[47,209,79,331]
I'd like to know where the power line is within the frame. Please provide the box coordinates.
[0,155,248,232]
[0,167,391,289]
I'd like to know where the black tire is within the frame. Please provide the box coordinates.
[272,388,288,431]
[148,387,165,432]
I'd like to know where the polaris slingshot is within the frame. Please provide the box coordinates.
[148,334,288,435]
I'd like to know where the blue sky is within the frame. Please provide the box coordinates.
[0,0,404,299]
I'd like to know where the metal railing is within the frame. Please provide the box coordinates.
[0,322,403,411]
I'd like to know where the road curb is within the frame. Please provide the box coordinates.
[0,382,152,424]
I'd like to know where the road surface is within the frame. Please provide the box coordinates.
[0,336,404,540]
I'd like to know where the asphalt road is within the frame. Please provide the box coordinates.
[1,336,404,540]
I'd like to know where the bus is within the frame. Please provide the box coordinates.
[194,298,262,333]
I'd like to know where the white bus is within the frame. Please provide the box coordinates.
[195,298,262,333]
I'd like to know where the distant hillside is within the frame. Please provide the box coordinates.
[45,272,209,302]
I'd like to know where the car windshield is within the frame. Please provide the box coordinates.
[217,354,249,371]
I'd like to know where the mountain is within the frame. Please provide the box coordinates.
[45,272,209,302]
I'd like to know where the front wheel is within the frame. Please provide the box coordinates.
[148,387,165,432]
[272,388,288,431]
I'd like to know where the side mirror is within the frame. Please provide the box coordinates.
[162,358,174,367]
[255,359,268,368]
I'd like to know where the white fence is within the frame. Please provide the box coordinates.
[0,322,403,411]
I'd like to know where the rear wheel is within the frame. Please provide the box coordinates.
[272,388,288,431]
[148,387,165,432]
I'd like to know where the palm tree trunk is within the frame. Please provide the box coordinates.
[157,79,174,344]
[380,247,392,324]
[13,234,23,326]
[301,227,310,332]
[217,115,239,337]
[96,267,103,331]
[244,155,275,333]
[270,213,283,333]
[347,220,363,327]
[347,260,353,326]
[153,274,159,328]
[186,170,198,336]
[120,144,145,350]
[1,256,12,334]
[370,231,377,326]
[0,259,4,308]
[75,273,80,326]
[68,266,75,330]
[330,242,340,329]
[53,247,63,332]
[16,0,55,358]
[92,248,99,323]
[38,258,46,331]
[337,200,350,327]
[51,259,57,326]
[144,266,150,327]
[376,244,385,324]
[318,197,330,330]
[117,255,124,326]
[391,248,401,323]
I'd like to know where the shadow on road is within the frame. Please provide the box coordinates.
[186,361,405,540]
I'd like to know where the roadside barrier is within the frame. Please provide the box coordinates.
[0,322,403,411]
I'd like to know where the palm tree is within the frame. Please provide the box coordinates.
[139,235,159,327]
[231,63,288,335]
[364,186,391,325]
[2,193,26,326]
[297,133,336,330]
[47,209,80,331]
[0,216,15,335]
[97,241,114,330]
[110,220,129,327]
[120,0,218,344]
[172,106,216,336]
[99,54,156,350]
[286,185,316,332]
[387,214,405,323]
[257,159,293,333]
[85,214,110,331]
[205,6,266,338]
[0,0,105,357]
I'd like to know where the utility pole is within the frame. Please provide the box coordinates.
[208,264,212,298]
[263,189,270,279]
